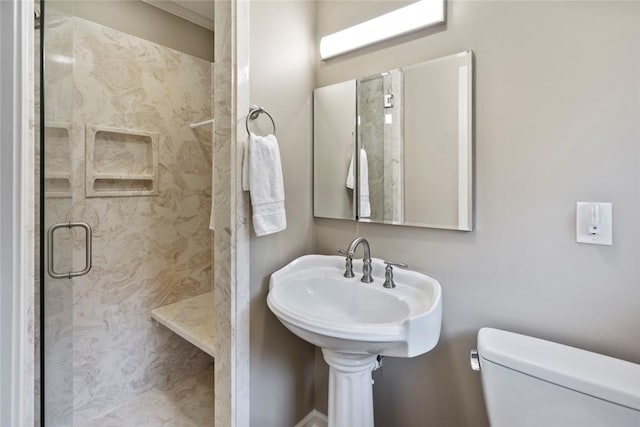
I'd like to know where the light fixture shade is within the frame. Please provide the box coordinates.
[320,0,445,60]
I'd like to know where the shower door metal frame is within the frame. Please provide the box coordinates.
[38,1,46,424]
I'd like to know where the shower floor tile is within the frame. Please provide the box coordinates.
[87,365,214,427]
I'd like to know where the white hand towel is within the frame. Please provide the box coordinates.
[346,153,355,190]
[359,148,371,218]
[346,148,371,217]
[244,132,287,236]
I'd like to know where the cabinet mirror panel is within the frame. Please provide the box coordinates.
[313,50,474,231]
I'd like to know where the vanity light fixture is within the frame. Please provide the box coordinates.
[319,0,445,60]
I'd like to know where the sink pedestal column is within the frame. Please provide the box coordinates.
[322,349,379,427]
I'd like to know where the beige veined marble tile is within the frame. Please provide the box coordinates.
[87,365,214,427]
[151,292,215,357]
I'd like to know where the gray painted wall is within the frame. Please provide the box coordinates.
[248,1,317,426]
[314,1,640,426]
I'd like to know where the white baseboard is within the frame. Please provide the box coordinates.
[294,409,328,427]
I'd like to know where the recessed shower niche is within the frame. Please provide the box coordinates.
[44,123,72,198]
[85,125,159,197]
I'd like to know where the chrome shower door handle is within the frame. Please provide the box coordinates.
[47,221,93,279]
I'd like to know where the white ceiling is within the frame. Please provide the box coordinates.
[142,0,214,31]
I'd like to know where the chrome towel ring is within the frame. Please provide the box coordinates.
[246,105,276,136]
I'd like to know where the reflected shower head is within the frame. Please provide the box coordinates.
[34,3,41,29]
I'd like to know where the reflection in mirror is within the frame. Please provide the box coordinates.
[313,50,474,231]
[357,69,404,223]
[313,80,356,220]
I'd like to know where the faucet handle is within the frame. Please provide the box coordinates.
[384,261,408,269]
[338,249,355,278]
[383,261,408,289]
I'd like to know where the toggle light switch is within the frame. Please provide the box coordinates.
[576,202,612,245]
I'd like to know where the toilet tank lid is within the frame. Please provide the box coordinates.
[478,328,640,411]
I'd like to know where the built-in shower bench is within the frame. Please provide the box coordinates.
[151,292,215,357]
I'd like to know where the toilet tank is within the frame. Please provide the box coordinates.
[476,328,640,427]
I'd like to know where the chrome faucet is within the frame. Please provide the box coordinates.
[341,237,374,283]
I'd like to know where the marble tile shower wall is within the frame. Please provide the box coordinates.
[43,16,213,425]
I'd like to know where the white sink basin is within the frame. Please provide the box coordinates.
[267,254,442,358]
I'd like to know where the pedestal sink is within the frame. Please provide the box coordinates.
[267,254,442,427]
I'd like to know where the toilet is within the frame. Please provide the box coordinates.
[473,328,640,426]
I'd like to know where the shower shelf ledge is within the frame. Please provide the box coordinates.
[151,292,214,358]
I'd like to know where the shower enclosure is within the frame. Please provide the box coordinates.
[37,1,215,425]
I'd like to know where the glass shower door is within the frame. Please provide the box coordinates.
[40,2,92,426]
[38,2,216,425]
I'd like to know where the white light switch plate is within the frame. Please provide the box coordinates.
[576,202,612,245]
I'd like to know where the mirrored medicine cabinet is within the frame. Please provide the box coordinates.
[313,50,474,231]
